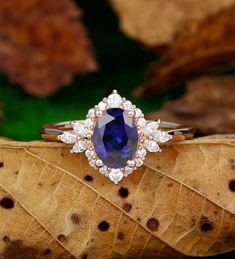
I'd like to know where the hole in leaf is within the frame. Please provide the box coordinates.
[84,175,93,182]
[119,187,129,198]
[0,198,14,209]
[98,221,109,231]
[229,180,235,192]
[200,222,213,232]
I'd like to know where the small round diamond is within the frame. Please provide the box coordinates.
[137,148,147,158]
[109,169,123,184]
[127,160,135,167]
[124,166,133,176]
[85,118,94,128]
[143,140,160,152]
[98,101,106,111]
[85,149,95,159]
[135,158,143,167]
[107,93,122,108]
[135,108,143,118]
[96,159,104,167]
[137,118,146,127]
[99,166,108,175]
[128,110,135,117]
[123,100,133,110]
[87,108,95,118]
[89,159,96,168]
[96,110,103,117]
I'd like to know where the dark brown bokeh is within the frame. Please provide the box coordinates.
[0,0,97,97]
[147,76,235,135]
[136,5,235,97]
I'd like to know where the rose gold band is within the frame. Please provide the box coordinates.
[41,120,194,142]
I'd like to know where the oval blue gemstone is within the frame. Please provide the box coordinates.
[93,108,138,168]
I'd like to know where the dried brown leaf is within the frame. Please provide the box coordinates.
[147,76,235,135]
[0,136,235,257]
[110,0,235,47]
[137,5,235,97]
[0,0,97,97]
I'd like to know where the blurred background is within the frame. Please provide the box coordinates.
[0,1,235,258]
[0,0,159,140]
[1,0,235,141]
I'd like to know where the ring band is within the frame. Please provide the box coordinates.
[41,120,194,142]
[40,90,194,184]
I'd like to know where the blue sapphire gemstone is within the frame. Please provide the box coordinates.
[93,108,138,168]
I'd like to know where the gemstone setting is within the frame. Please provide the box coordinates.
[93,108,138,168]
[58,90,172,184]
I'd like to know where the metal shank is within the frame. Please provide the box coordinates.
[41,120,194,142]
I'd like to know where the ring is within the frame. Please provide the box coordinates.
[41,90,194,184]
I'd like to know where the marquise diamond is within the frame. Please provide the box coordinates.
[144,140,160,152]
[72,140,89,153]
[154,131,172,143]
[58,131,77,144]
[144,121,160,135]
[72,122,89,136]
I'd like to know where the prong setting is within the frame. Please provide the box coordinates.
[58,90,172,184]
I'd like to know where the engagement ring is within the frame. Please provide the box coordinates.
[41,90,194,184]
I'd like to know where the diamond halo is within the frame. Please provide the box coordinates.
[58,90,172,184]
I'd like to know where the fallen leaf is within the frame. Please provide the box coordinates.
[110,0,235,47]
[136,5,235,96]
[0,0,97,97]
[147,76,235,135]
[0,136,235,257]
